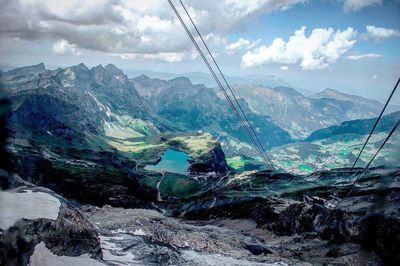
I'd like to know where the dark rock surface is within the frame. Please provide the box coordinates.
[82,205,383,265]
[173,168,400,265]
[188,144,228,175]
[359,214,400,265]
[245,243,273,255]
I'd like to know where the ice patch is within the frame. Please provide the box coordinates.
[181,250,287,266]
[29,242,104,266]
[99,235,138,265]
[0,190,61,230]
[133,229,146,236]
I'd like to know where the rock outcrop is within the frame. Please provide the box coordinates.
[0,187,102,265]
[188,143,228,175]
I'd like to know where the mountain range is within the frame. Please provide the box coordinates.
[124,69,292,90]
[2,63,398,168]
[228,85,392,138]
[131,74,291,154]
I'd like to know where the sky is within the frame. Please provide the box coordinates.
[0,0,399,102]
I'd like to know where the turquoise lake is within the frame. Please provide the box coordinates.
[145,149,190,175]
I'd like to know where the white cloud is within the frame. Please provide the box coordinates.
[0,0,306,61]
[118,52,185,62]
[347,53,382,60]
[241,26,357,70]
[343,0,382,12]
[366,25,400,40]
[52,39,81,55]
[372,74,378,79]
[280,65,289,70]
[225,38,261,54]
[226,38,251,51]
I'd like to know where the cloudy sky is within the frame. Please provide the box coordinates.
[0,0,399,101]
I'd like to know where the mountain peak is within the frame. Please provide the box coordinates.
[168,76,192,86]
[71,63,89,72]
[105,64,124,75]
[92,64,104,70]
[6,63,46,75]
[320,88,342,95]
[315,88,362,100]
[135,74,151,81]
[273,86,303,97]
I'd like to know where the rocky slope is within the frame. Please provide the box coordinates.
[2,167,399,265]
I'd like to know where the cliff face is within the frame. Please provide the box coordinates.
[189,143,228,175]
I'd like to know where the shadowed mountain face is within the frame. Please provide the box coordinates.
[228,85,385,138]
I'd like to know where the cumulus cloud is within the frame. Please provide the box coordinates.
[347,53,381,60]
[0,0,305,62]
[52,39,81,55]
[342,0,382,12]
[241,26,357,70]
[280,66,289,70]
[366,25,400,40]
[225,38,261,54]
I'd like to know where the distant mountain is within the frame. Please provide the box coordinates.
[131,73,389,140]
[126,70,291,88]
[269,112,400,174]
[230,85,385,138]
[306,111,400,142]
[131,75,292,154]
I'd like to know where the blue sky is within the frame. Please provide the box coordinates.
[0,0,399,102]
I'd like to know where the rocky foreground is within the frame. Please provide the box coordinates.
[1,168,399,265]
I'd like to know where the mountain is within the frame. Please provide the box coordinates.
[306,111,400,142]
[230,85,385,138]
[2,64,400,266]
[3,63,396,177]
[131,74,293,155]
[125,70,291,88]
[1,63,289,206]
[2,63,227,206]
[2,63,170,139]
[267,112,400,174]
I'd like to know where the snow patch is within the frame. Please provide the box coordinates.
[60,68,76,87]
[99,235,138,265]
[29,242,104,266]
[0,190,61,230]
[133,229,146,236]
